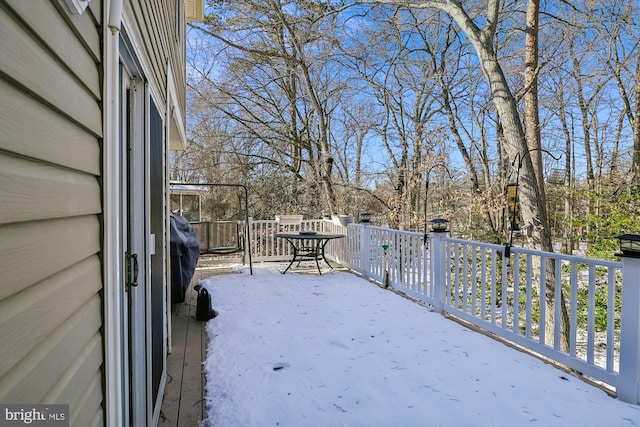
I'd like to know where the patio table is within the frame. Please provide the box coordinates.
[275,232,344,275]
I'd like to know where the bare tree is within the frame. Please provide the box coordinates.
[190,0,348,213]
[352,0,577,349]
[344,6,455,229]
[430,17,506,239]
[178,0,637,249]
[358,0,553,254]
[593,1,640,187]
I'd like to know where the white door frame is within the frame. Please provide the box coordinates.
[103,16,126,427]
[104,11,170,427]
[104,26,151,426]
[123,64,148,427]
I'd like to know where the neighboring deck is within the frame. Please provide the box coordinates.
[160,256,242,426]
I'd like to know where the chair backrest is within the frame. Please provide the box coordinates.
[275,215,303,226]
[276,215,304,235]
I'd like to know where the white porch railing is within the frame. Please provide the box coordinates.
[435,236,622,390]
[246,220,639,404]
[249,219,324,262]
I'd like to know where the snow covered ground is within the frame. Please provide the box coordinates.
[200,264,639,427]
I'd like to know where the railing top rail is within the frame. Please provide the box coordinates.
[190,220,240,224]
[353,224,428,239]
[444,237,502,250]
[513,247,623,267]
[250,219,321,223]
[444,237,622,268]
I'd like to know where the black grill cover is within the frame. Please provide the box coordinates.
[170,213,200,303]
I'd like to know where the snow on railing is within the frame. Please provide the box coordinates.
[247,220,639,404]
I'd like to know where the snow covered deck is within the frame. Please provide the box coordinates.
[197,264,639,426]
[163,221,640,426]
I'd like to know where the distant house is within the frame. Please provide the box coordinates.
[0,1,202,425]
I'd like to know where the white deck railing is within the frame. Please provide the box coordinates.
[249,219,324,262]
[438,237,621,387]
[246,219,639,404]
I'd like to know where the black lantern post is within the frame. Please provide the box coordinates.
[618,234,640,258]
[616,233,640,404]
[423,164,453,243]
[360,212,372,224]
[430,218,450,233]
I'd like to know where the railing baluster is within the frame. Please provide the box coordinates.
[465,244,471,312]
[471,245,477,316]
[452,243,462,309]
[569,260,578,357]
[606,268,616,373]
[480,249,487,320]
[525,254,533,339]
[554,256,562,351]
[491,249,497,325]
[513,253,520,334]
[539,257,546,345]
[587,265,596,366]
[501,252,509,329]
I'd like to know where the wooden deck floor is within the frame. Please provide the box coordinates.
[160,257,243,426]
[160,282,207,426]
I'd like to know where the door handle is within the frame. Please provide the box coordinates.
[126,252,139,287]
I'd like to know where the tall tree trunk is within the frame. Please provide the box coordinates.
[451,6,550,252]
[524,0,569,352]
[524,0,545,199]
[570,42,596,233]
[557,80,574,254]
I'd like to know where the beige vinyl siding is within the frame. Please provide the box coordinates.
[128,0,186,115]
[0,216,101,301]
[0,80,101,175]
[0,155,101,223]
[0,292,102,401]
[0,1,104,426]
[0,7,101,136]
[0,255,102,377]
[4,0,101,99]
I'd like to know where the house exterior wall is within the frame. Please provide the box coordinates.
[127,0,186,116]
[0,0,187,425]
[0,0,105,425]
